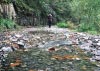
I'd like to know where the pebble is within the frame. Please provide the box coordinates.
[0,27,100,66]
[90,58,95,62]
[97,41,100,46]
[1,47,13,52]
[95,56,100,61]
[38,70,44,71]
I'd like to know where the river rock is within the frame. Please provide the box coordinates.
[45,68,52,71]
[38,40,73,48]
[1,47,13,52]
[95,56,100,61]
[10,37,18,42]
[80,43,91,51]
[95,39,100,42]
[90,58,95,62]
[23,37,29,41]
[15,34,23,38]
[64,33,70,38]
[97,41,100,46]
[77,32,86,36]
[94,50,100,56]
[38,70,44,71]
[83,36,89,40]
[17,40,25,46]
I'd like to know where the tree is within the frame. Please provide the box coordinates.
[70,0,100,31]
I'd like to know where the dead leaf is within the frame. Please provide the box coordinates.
[52,55,80,60]
[63,55,73,60]
[12,43,19,49]
[29,70,36,71]
[3,40,11,44]
[48,47,55,52]
[10,58,22,67]
[52,55,64,60]
[10,63,21,67]
[63,47,70,50]
[63,55,80,60]
[81,65,87,70]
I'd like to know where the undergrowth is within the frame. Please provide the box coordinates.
[57,21,75,29]
[0,18,17,31]
[77,23,100,35]
[57,21,100,35]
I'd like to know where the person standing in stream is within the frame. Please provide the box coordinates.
[47,14,53,28]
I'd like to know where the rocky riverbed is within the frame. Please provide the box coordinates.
[0,26,100,71]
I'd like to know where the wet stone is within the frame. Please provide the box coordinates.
[94,50,100,56]
[1,47,13,52]
[0,27,100,71]
[38,40,73,48]
[95,56,100,61]
[97,41,100,46]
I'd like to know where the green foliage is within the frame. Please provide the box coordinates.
[87,31,99,35]
[0,0,11,3]
[13,0,72,25]
[57,21,75,29]
[1,0,72,26]
[57,22,68,28]
[70,0,100,32]
[16,0,33,12]
[67,21,75,29]
[2,0,100,34]
[78,23,89,32]
[78,23,97,32]
[0,19,16,30]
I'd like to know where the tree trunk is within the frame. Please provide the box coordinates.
[0,3,16,20]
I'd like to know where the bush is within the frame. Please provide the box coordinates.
[57,22,68,28]
[0,19,17,30]
[87,31,98,35]
[78,23,97,32]
[67,21,75,29]
[78,23,89,32]
[57,21,75,29]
